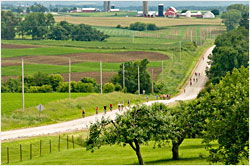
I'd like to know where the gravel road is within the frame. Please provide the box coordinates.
[1,46,215,141]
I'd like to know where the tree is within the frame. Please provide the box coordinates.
[81,77,96,85]
[85,104,171,165]
[71,24,109,41]
[1,11,20,40]
[48,74,64,91]
[221,9,242,31]
[206,27,249,83]
[181,9,188,13]
[129,22,147,31]
[211,9,219,16]
[115,59,152,94]
[26,7,30,14]
[30,4,48,13]
[21,12,55,39]
[103,83,115,93]
[199,66,249,164]
[227,4,249,16]
[239,13,249,30]
[146,23,158,31]
[48,24,68,40]
[59,7,69,12]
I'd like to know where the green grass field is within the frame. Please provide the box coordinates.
[1,131,226,165]
[59,11,138,17]
[1,93,90,116]
[1,92,154,131]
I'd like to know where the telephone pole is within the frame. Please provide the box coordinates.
[179,41,182,61]
[123,63,125,91]
[151,69,154,95]
[22,58,24,111]
[162,60,163,82]
[69,58,71,99]
[100,61,102,94]
[138,66,140,95]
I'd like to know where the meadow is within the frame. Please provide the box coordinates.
[1,92,154,131]
[1,130,225,165]
[1,93,90,116]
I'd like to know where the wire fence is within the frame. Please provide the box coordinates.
[1,135,85,164]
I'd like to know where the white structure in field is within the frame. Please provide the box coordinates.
[203,11,215,18]
[185,11,191,17]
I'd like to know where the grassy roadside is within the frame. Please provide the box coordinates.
[1,92,154,131]
[156,39,214,96]
[1,133,222,165]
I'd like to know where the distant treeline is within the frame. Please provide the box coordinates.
[1,11,109,41]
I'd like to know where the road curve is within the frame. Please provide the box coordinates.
[1,45,215,141]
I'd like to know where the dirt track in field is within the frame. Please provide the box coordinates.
[1,44,41,49]
[3,51,168,65]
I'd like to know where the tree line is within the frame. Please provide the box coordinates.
[116,22,159,31]
[1,11,109,41]
[1,72,122,94]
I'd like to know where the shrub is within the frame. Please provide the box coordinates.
[56,82,69,92]
[28,85,53,93]
[81,77,96,86]
[116,24,121,28]
[129,22,147,31]
[147,23,158,30]
[103,83,115,93]
[48,74,64,91]
[115,83,122,91]
[76,82,93,93]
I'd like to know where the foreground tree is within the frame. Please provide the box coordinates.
[85,104,171,165]
[200,66,249,164]
[221,9,242,31]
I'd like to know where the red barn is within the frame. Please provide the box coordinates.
[165,7,178,17]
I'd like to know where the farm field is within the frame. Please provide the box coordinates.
[58,11,138,17]
[1,130,227,165]
[1,92,154,131]
[54,16,223,27]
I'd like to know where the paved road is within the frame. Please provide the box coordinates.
[1,46,215,141]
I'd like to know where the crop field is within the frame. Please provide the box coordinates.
[59,11,138,17]
[1,92,154,131]
[54,16,223,27]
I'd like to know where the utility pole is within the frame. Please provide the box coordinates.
[179,41,182,61]
[151,69,154,95]
[22,58,24,111]
[161,60,163,82]
[69,58,71,99]
[123,63,125,90]
[100,61,102,94]
[191,30,192,42]
[138,66,140,95]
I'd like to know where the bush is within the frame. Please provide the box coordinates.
[2,78,21,92]
[48,74,64,91]
[129,22,147,31]
[103,83,115,93]
[116,24,121,28]
[147,23,158,30]
[115,83,122,91]
[28,85,53,93]
[81,77,96,86]
[56,82,69,92]
[76,82,93,92]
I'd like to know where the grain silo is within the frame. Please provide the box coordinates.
[158,4,164,17]
[143,1,149,16]
[104,1,108,12]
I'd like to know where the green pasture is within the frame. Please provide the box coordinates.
[1,93,90,116]
[2,61,162,76]
[1,92,154,131]
[1,133,225,165]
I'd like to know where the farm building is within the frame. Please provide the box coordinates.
[203,11,215,18]
[165,7,178,17]
[137,11,156,17]
[71,8,97,13]
[180,11,203,18]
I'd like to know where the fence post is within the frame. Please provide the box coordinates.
[7,147,9,164]
[40,140,42,157]
[72,135,74,149]
[50,140,52,153]
[67,135,69,149]
[30,144,32,159]
[58,135,60,152]
[20,144,22,161]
